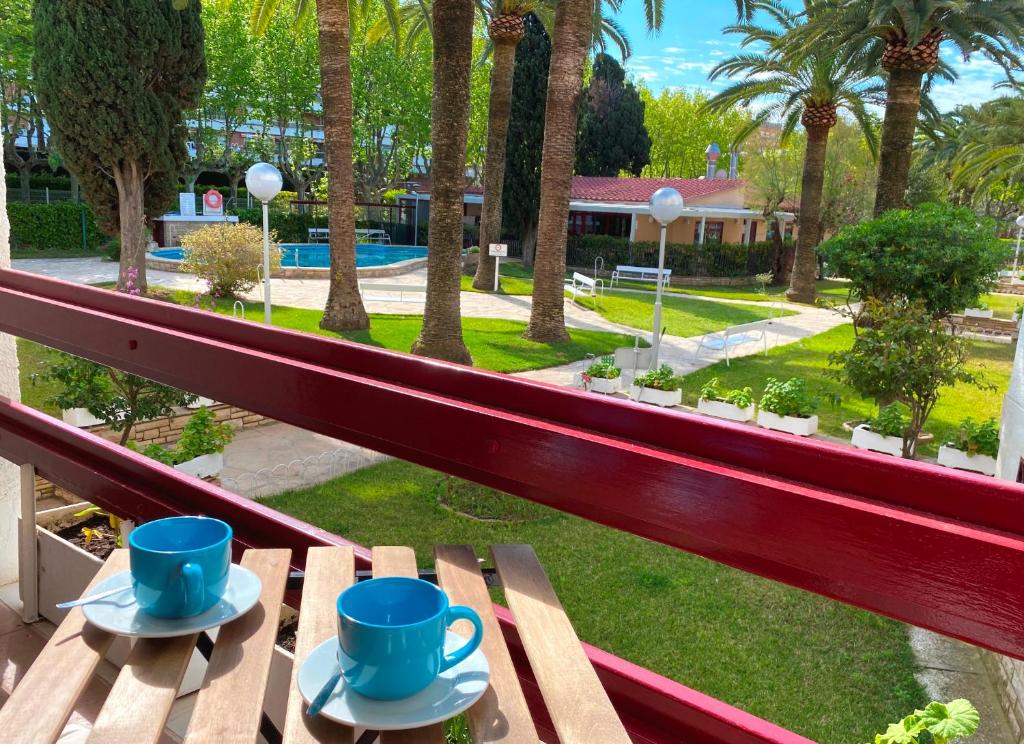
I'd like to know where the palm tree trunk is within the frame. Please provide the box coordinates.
[787,124,830,303]
[524,0,592,343]
[318,0,369,332]
[410,0,474,364]
[873,67,924,216]
[473,37,519,291]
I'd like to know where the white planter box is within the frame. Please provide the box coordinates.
[851,424,904,457]
[174,452,224,479]
[964,308,994,319]
[697,398,755,422]
[186,397,218,409]
[587,376,621,394]
[937,445,997,476]
[61,408,105,428]
[757,410,818,436]
[629,385,682,408]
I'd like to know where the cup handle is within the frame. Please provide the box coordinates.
[440,605,483,673]
[180,562,205,616]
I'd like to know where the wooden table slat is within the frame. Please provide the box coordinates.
[184,548,291,743]
[86,634,199,744]
[492,544,630,744]
[0,549,129,744]
[435,545,538,744]
[372,547,445,744]
[283,546,357,744]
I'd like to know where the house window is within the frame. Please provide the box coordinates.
[766,221,794,241]
[695,221,724,244]
[567,212,630,238]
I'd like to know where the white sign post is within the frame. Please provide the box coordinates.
[178,192,196,217]
[489,243,508,293]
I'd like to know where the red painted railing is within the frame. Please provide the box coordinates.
[1,269,1023,741]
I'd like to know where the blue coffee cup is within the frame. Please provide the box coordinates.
[128,516,232,619]
[336,577,484,700]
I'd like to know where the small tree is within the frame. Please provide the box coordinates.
[819,204,1010,320]
[43,354,196,445]
[181,222,279,297]
[829,299,989,458]
[575,53,651,178]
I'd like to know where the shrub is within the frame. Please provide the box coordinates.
[866,403,909,439]
[134,407,235,466]
[699,377,754,409]
[585,356,621,379]
[947,418,999,459]
[105,236,121,261]
[634,365,684,391]
[565,235,783,278]
[829,299,989,458]
[180,222,280,297]
[819,203,1010,319]
[760,378,817,418]
[7,201,103,253]
[233,208,325,243]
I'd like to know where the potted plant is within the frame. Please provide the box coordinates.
[579,356,622,394]
[133,407,234,479]
[937,418,999,476]
[757,377,818,436]
[870,698,979,744]
[630,365,684,407]
[697,378,755,422]
[964,302,993,319]
[851,403,909,457]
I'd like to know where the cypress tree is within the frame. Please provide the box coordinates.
[33,0,206,292]
[576,53,651,177]
[500,13,550,266]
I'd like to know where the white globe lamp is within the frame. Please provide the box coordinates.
[647,188,685,365]
[245,163,283,324]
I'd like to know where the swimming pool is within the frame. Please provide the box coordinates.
[151,243,427,269]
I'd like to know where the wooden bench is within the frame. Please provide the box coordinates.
[308,228,329,243]
[947,314,1020,342]
[610,265,672,289]
[565,272,604,301]
[358,282,427,303]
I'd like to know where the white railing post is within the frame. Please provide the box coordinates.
[17,464,39,622]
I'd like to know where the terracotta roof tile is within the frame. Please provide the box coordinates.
[570,176,742,203]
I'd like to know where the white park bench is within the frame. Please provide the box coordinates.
[610,265,672,289]
[358,282,427,303]
[695,304,785,366]
[565,272,604,301]
[308,227,329,243]
[356,228,391,244]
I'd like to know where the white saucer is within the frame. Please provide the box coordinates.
[82,564,262,638]
[298,631,490,729]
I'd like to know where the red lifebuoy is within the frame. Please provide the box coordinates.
[204,190,223,210]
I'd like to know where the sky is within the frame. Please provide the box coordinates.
[613,0,1011,112]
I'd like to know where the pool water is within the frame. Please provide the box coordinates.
[152,243,427,269]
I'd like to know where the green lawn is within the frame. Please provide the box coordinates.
[164,290,638,374]
[17,338,62,416]
[575,290,795,337]
[982,292,1022,319]
[12,246,110,260]
[261,459,924,743]
[682,324,1012,458]
[460,262,534,296]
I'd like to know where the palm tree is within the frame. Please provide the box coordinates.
[409,0,476,363]
[251,0,370,331]
[794,0,1024,216]
[707,0,882,304]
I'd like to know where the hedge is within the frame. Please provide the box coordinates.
[8,201,104,253]
[233,208,326,243]
[566,234,785,278]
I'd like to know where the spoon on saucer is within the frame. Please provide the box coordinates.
[57,585,133,609]
[306,668,343,717]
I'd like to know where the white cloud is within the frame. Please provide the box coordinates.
[636,71,660,82]
[662,46,686,53]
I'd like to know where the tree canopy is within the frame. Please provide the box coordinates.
[575,53,650,177]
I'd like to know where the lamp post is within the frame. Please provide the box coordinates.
[1014,214,1024,283]
[245,163,283,324]
[648,187,685,366]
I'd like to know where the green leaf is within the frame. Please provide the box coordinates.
[875,715,925,744]
[918,699,980,742]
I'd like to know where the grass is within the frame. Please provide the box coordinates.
[682,324,1012,458]
[12,246,110,260]
[261,459,925,743]
[982,292,1022,319]
[575,290,794,337]
[460,262,534,296]
[160,289,639,375]
[17,338,62,416]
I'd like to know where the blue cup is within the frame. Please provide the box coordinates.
[336,577,484,700]
[128,516,232,619]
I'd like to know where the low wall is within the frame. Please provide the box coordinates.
[35,403,273,503]
[986,322,1024,735]
[146,256,428,280]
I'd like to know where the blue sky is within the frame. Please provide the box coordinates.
[613,0,1010,112]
